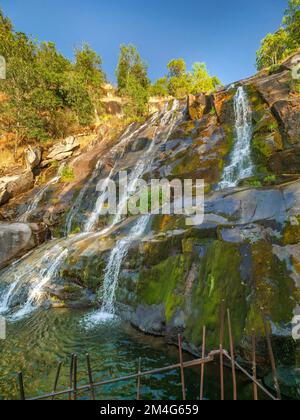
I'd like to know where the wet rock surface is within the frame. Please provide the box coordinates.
[0,222,49,269]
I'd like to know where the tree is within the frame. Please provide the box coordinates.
[284,0,300,46]
[155,58,221,98]
[166,58,191,97]
[167,58,186,78]
[191,62,221,94]
[149,77,169,97]
[256,1,300,70]
[116,44,149,93]
[116,44,150,117]
[256,28,291,70]
[74,43,105,90]
[0,6,107,152]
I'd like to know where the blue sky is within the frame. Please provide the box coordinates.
[0,0,287,85]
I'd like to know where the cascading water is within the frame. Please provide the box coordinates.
[83,114,160,233]
[18,166,64,222]
[218,86,254,189]
[0,243,68,318]
[65,160,103,235]
[0,101,182,321]
[85,101,183,324]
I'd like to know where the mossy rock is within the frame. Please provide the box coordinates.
[283,217,300,245]
[137,254,193,322]
[184,240,246,350]
[245,241,297,336]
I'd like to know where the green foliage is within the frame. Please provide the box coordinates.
[264,175,277,184]
[151,58,221,99]
[284,0,300,46]
[256,29,291,70]
[190,62,222,94]
[167,58,186,78]
[0,8,105,152]
[116,44,150,117]
[60,165,75,182]
[256,1,300,70]
[149,77,169,97]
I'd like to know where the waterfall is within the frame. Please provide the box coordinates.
[65,160,103,235]
[0,243,68,318]
[101,215,150,314]
[218,86,254,189]
[0,101,182,321]
[18,169,63,223]
[83,114,160,233]
[85,100,183,324]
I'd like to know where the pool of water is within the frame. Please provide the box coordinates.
[0,308,259,400]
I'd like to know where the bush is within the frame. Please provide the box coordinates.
[60,165,75,182]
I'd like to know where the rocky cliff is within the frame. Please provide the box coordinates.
[0,52,300,396]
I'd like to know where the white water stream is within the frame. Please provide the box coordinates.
[218,86,254,189]
[0,101,183,321]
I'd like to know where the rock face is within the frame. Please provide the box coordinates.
[0,171,34,205]
[41,136,80,167]
[188,94,212,120]
[24,146,42,170]
[0,223,49,269]
[0,52,300,393]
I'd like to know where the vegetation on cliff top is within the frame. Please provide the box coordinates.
[150,58,222,98]
[0,9,105,152]
[256,0,300,70]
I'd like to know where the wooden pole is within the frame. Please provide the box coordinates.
[227,309,237,400]
[18,371,26,401]
[178,334,186,400]
[69,354,74,401]
[262,316,281,400]
[73,354,78,401]
[200,326,206,401]
[136,358,142,401]
[220,306,225,401]
[52,362,62,401]
[252,331,258,401]
[86,354,96,400]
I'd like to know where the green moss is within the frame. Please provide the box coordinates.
[137,254,192,322]
[60,166,75,182]
[141,235,182,267]
[69,226,81,235]
[62,254,106,291]
[245,241,297,335]
[185,240,247,349]
[283,216,300,245]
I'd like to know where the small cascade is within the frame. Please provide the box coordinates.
[65,160,103,235]
[83,114,160,233]
[18,169,63,223]
[0,243,68,318]
[218,86,254,189]
[83,168,114,233]
[101,215,150,315]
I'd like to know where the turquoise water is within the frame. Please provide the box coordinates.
[0,308,256,400]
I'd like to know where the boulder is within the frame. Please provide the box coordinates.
[188,94,211,120]
[0,171,34,206]
[24,146,42,170]
[42,136,80,167]
[0,222,49,269]
[0,187,10,206]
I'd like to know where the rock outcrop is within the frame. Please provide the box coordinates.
[41,136,80,167]
[0,222,49,269]
[0,171,34,205]
[24,146,42,170]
